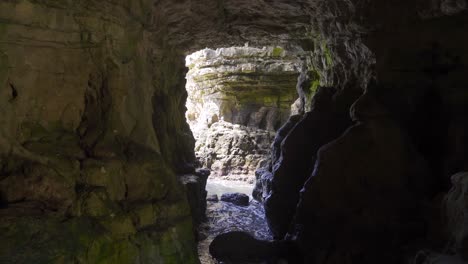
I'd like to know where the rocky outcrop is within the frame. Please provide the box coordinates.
[180,168,210,230]
[289,93,432,263]
[186,47,300,180]
[0,1,198,263]
[260,85,360,238]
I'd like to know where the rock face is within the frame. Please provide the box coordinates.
[260,85,360,238]
[180,168,210,229]
[290,93,432,263]
[0,0,467,263]
[0,1,198,263]
[444,172,468,260]
[193,121,275,182]
[186,47,300,180]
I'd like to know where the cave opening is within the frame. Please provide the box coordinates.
[184,46,302,263]
[185,46,301,193]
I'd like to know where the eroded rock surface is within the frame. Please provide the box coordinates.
[260,85,360,238]
[289,93,431,263]
[186,47,300,180]
[0,1,198,262]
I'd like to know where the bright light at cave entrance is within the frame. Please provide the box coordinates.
[184,46,300,193]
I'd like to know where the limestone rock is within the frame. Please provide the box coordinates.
[195,121,275,181]
[0,1,199,262]
[186,46,300,180]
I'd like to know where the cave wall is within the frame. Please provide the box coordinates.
[0,1,198,263]
[256,0,468,263]
[0,0,467,263]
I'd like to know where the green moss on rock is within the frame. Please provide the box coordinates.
[272,47,284,57]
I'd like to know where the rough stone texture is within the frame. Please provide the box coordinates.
[444,172,468,260]
[290,93,431,263]
[0,1,198,263]
[262,86,360,238]
[179,168,210,231]
[194,121,275,182]
[186,47,300,180]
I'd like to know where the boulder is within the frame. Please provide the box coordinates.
[220,193,250,206]
[206,194,219,202]
[209,231,302,263]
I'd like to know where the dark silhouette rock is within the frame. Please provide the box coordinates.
[264,86,360,238]
[290,93,431,263]
[220,193,249,206]
[209,231,302,263]
[253,114,303,202]
[206,194,219,202]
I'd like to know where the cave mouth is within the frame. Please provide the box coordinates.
[184,45,301,197]
[185,46,301,262]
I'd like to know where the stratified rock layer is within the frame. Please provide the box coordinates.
[0,1,198,263]
[186,47,299,180]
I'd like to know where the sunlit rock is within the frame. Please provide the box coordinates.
[185,46,300,181]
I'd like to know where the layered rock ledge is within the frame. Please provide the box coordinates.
[185,46,300,180]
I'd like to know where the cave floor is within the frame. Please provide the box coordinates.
[198,180,272,264]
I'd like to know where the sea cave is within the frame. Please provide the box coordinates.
[0,1,468,264]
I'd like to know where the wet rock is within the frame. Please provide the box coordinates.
[209,231,271,262]
[209,231,302,263]
[196,168,211,178]
[220,193,249,206]
[207,194,219,202]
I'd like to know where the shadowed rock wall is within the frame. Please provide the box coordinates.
[0,1,198,263]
